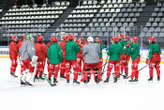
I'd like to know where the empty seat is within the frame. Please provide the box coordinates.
[159,33,164,37]
[152,22,158,27]
[154,27,161,32]
[159,22,164,27]
[152,12,157,17]
[146,23,151,27]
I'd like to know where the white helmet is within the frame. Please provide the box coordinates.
[87,36,94,42]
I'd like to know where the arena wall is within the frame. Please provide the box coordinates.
[1,46,164,63]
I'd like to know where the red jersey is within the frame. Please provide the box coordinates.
[9,41,18,59]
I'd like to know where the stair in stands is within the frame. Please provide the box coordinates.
[43,5,76,39]
[81,2,103,33]
[138,4,156,28]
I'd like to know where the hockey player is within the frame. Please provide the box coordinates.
[46,39,53,74]
[120,35,131,78]
[19,35,37,86]
[76,37,86,74]
[59,36,67,78]
[65,35,80,84]
[104,37,122,83]
[40,35,47,78]
[95,37,105,72]
[17,35,26,75]
[81,37,102,83]
[146,36,161,81]
[9,35,18,77]
[48,37,63,84]
[35,34,46,80]
[128,37,140,82]
[119,33,124,41]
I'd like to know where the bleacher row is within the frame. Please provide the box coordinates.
[53,0,146,41]
[0,1,70,38]
[140,2,164,38]
[0,0,164,42]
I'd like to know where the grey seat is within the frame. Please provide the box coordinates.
[129,23,134,27]
[161,8,164,12]
[159,33,164,37]
[132,18,137,22]
[121,8,126,12]
[154,27,161,32]
[124,13,128,17]
[127,8,132,12]
[152,33,158,37]
[91,28,95,31]
[104,18,108,22]
[138,8,143,12]
[146,22,151,27]
[126,18,131,22]
[118,13,122,17]
[100,23,105,27]
[107,13,112,17]
[93,18,97,22]
[102,13,106,17]
[159,22,164,27]
[158,12,163,17]
[117,22,122,27]
[145,32,152,37]
[129,13,134,17]
[98,18,103,22]
[107,27,113,32]
[115,18,119,22]
[102,27,107,31]
[111,22,116,26]
[125,27,130,32]
[155,18,160,22]
[161,28,164,32]
[120,18,125,22]
[161,18,164,22]
[154,8,159,12]
[152,22,158,27]
[152,12,157,17]
[132,8,137,12]
[84,28,89,32]
[135,13,140,17]
[149,27,154,32]
[149,18,154,22]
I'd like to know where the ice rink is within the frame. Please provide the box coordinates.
[0,58,163,110]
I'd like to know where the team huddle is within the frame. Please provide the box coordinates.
[9,34,161,86]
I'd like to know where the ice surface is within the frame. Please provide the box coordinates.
[0,58,163,110]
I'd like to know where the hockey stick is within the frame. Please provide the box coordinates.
[33,67,56,87]
[101,56,109,76]
[42,73,56,87]
[119,64,149,79]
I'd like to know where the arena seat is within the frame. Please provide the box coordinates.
[0,1,70,38]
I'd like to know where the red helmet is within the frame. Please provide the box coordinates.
[114,37,120,43]
[110,36,115,41]
[125,35,130,40]
[99,39,103,44]
[51,37,58,42]
[37,35,43,42]
[132,36,138,42]
[120,33,124,38]
[11,35,17,40]
[80,37,85,41]
[67,34,74,40]
[95,37,100,40]
[23,35,26,40]
[149,36,156,42]
[62,36,66,40]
